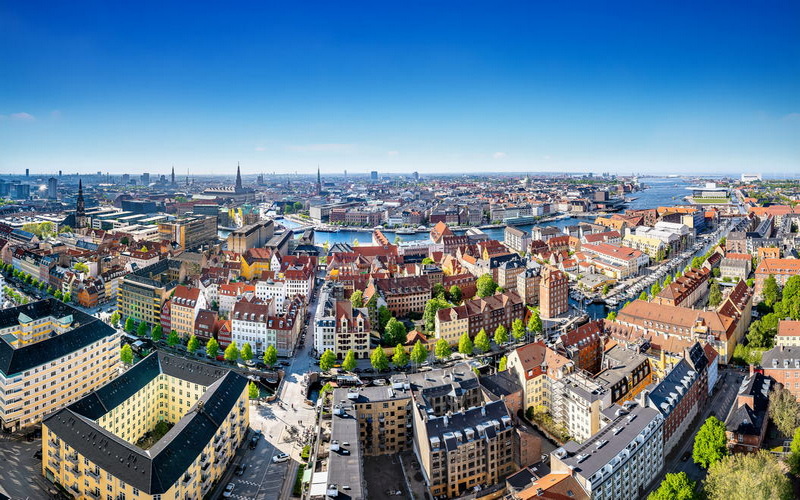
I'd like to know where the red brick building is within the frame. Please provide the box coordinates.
[556,320,605,375]
[539,268,568,318]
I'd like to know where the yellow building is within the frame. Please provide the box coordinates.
[333,386,413,456]
[0,299,119,431]
[622,233,665,259]
[119,259,184,326]
[42,351,249,500]
[158,215,217,250]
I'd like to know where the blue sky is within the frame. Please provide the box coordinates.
[1,1,798,176]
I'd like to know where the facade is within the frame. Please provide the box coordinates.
[622,233,665,259]
[724,371,771,453]
[434,291,525,344]
[333,300,371,359]
[507,341,573,411]
[119,259,184,326]
[653,267,710,308]
[158,215,218,250]
[226,220,274,254]
[230,296,277,355]
[334,385,413,456]
[515,266,541,306]
[369,276,431,317]
[755,258,800,299]
[761,345,800,401]
[775,321,800,348]
[0,300,119,431]
[550,400,664,500]
[580,243,649,278]
[720,253,752,281]
[505,226,531,253]
[170,285,207,339]
[42,352,249,500]
[539,268,569,318]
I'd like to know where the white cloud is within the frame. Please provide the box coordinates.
[493,152,507,159]
[286,143,355,153]
[0,112,35,121]
[254,146,266,152]
[387,150,399,156]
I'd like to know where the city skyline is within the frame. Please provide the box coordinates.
[1,2,799,175]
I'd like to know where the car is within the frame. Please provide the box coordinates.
[280,361,291,367]
[235,464,247,476]
[249,436,259,449]
[222,483,236,498]
[272,453,290,463]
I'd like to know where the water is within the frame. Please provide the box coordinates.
[626,177,690,211]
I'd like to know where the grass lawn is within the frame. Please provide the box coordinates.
[692,197,731,204]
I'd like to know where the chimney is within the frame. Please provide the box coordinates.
[481,401,486,416]
[749,364,755,376]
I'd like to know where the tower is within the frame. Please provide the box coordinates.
[316,165,322,195]
[235,162,243,193]
[76,179,87,229]
[171,165,176,186]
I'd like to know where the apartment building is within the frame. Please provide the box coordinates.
[550,400,664,500]
[334,384,413,456]
[539,267,569,318]
[170,285,207,339]
[720,253,752,281]
[497,259,526,291]
[506,341,573,411]
[761,345,800,401]
[505,226,531,253]
[434,291,525,344]
[218,282,255,315]
[724,370,771,453]
[230,296,277,355]
[755,258,800,299]
[516,266,541,306]
[775,321,800,348]
[119,259,184,326]
[158,214,217,250]
[622,233,665,259]
[333,300,371,360]
[580,243,649,279]
[555,320,605,375]
[239,247,276,280]
[226,220,274,254]
[0,300,120,431]
[653,267,710,308]
[368,276,431,317]
[42,352,249,500]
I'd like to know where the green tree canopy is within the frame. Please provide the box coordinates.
[474,328,491,353]
[498,355,507,371]
[109,311,121,327]
[704,451,792,500]
[458,332,473,356]
[476,274,498,297]
[342,350,357,372]
[262,344,278,367]
[708,282,722,307]
[494,325,509,345]
[768,386,800,436]
[205,338,220,358]
[606,310,617,321]
[187,334,199,353]
[248,381,259,399]
[224,341,239,362]
[762,274,780,307]
[370,347,389,371]
[788,426,800,475]
[410,340,428,365]
[693,416,728,469]
[421,257,434,265]
[150,324,163,343]
[650,282,662,297]
[120,344,134,365]
[349,290,364,308]
[638,291,648,301]
[449,285,462,304]
[383,317,407,346]
[137,321,149,337]
[167,329,180,347]
[241,343,254,362]
[378,305,392,332]
[392,344,409,368]
[434,338,451,360]
[511,318,525,340]
[320,349,336,372]
[648,472,697,500]
[432,282,446,299]
[663,274,673,286]
[423,297,451,331]
[527,308,542,337]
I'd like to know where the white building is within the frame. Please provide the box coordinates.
[230,296,277,354]
[313,285,336,356]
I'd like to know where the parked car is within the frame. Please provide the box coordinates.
[222,483,236,498]
[235,464,247,476]
[249,436,259,449]
[272,453,290,463]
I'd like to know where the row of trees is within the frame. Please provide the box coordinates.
[0,262,70,301]
[748,275,800,348]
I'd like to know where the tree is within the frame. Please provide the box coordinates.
[137,321,149,337]
[474,329,491,353]
[342,350,357,372]
[769,386,800,436]
[638,291,648,301]
[601,283,611,295]
[352,238,360,247]
[648,472,697,500]
[704,451,792,500]
[712,267,721,278]
[498,355,508,371]
[320,382,334,397]
[206,338,220,358]
[663,274,673,286]
[73,262,89,274]
[187,334,199,353]
[458,333,474,356]
[747,313,779,348]
[248,381,259,399]
[449,285,462,304]
[476,274,498,297]
[511,318,525,341]
[349,289,364,308]
[432,282,446,299]
[410,340,428,366]
[383,317,407,346]
[109,311,121,327]
[150,324,163,343]
[788,426,800,475]
[120,344,134,365]
[650,282,662,297]
[167,329,180,347]
[708,282,722,307]
[423,297,451,331]
[224,341,240,362]
[434,338,451,360]
[320,349,336,372]
[124,317,135,333]
[782,275,800,305]
[378,305,392,333]
[494,325,509,345]
[527,308,542,340]
[692,416,728,469]
[606,310,617,321]
[241,343,254,362]
[63,292,71,303]
[370,347,389,371]
[392,344,409,368]
[762,274,780,307]
[263,344,278,368]
[421,257,434,265]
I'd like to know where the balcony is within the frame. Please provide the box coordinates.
[86,469,101,480]
[86,490,101,500]
[68,485,81,496]
[65,453,79,466]
[47,439,59,449]
[182,472,193,484]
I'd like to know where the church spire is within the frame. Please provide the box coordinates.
[76,178,87,229]
[316,165,322,195]
[235,162,243,192]
[171,165,176,185]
